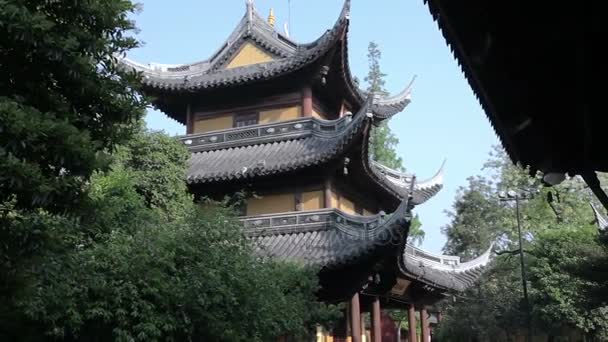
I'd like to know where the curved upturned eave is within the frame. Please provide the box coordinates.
[333,2,414,120]
[120,0,351,92]
[399,243,494,292]
[369,160,445,205]
[370,76,416,119]
[244,194,412,268]
[590,203,608,231]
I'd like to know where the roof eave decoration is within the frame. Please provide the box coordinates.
[371,76,416,119]
[120,0,351,92]
[244,194,412,267]
[399,243,494,292]
[369,160,445,205]
[590,203,608,232]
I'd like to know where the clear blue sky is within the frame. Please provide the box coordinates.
[129,0,499,253]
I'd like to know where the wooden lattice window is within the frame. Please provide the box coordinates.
[234,112,259,128]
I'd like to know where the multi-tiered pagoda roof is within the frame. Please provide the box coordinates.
[122,0,492,305]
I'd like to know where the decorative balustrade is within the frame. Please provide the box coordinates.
[180,116,351,151]
[404,245,461,267]
[372,161,415,186]
[239,208,385,237]
[240,209,492,272]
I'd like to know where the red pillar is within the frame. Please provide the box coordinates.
[408,304,417,342]
[361,312,366,338]
[346,304,351,340]
[371,297,381,342]
[186,103,193,134]
[302,85,313,117]
[350,293,362,342]
[324,179,332,208]
[420,307,429,342]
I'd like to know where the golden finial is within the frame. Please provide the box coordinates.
[268,8,276,27]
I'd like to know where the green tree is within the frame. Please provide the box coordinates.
[0,0,145,213]
[1,1,145,335]
[364,41,423,245]
[436,146,608,341]
[365,41,404,171]
[4,129,339,341]
[408,214,425,246]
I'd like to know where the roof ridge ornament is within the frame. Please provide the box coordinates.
[369,75,416,119]
[416,159,446,189]
[246,0,254,32]
[342,0,351,20]
[268,8,276,27]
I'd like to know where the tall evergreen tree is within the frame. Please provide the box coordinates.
[364,41,424,245]
[365,41,404,171]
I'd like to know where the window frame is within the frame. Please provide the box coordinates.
[233,111,260,128]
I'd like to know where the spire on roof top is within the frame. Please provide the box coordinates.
[246,0,254,32]
[268,8,276,27]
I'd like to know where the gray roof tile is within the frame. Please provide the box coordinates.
[241,207,491,292]
[399,244,494,291]
[181,102,442,205]
[243,200,412,267]
[121,0,413,119]
[185,110,367,183]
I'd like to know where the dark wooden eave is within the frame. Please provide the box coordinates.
[424,0,605,176]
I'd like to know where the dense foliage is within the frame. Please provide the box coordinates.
[0,1,338,340]
[364,41,404,171]
[436,147,608,341]
[0,0,145,213]
[2,129,339,341]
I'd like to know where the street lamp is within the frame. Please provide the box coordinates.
[498,189,534,342]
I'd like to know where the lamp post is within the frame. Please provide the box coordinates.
[498,190,533,342]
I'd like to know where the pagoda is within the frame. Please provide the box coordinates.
[122,1,492,341]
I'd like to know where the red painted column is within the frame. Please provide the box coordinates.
[350,293,362,342]
[346,304,351,340]
[302,85,313,117]
[408,304,417,342]
[361,312,366,340]
[324,179,332,208]
[186,103,193,134]
[371,297,381,342]
[420,307,429,342]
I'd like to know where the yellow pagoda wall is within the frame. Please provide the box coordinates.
[247,193,296,216]
[339,196,356,215]
[301,190,324,211]
[225,42,274,69]
[259,106,301,123]
[192,105,302,133]
[244,187,376,217]
[193,115,233,133]
[330,188,376,215]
